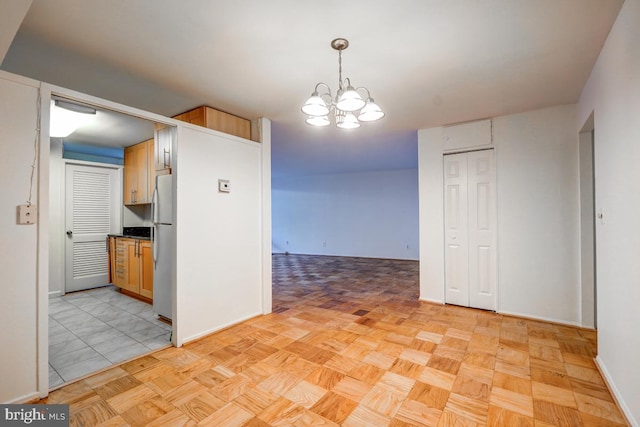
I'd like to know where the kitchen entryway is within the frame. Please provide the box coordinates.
[48,98,177,389]
[48,285,171,388]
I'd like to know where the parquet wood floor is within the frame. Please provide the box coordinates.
[40,254,628,426]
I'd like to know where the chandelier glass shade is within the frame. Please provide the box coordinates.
[302,38,384,129]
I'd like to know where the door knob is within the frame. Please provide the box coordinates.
[66,230,73,236]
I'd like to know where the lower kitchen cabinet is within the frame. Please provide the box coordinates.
[139,241,153,299]
[107,236,116,284]
[109,236,153,302]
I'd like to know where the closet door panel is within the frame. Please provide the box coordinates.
[468,150,497,310]
[444,153,469,306]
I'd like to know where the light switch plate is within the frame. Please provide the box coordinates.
[17,204,37,225]
[218,179,230,193]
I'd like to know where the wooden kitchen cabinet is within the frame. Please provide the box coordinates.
[124,139,153,205]
[154,124,173,175]
[111,237,153,302]
[115,238,139,294]
[107,236,117,284]
[139,241,153,299]
[172,106,252,140]
[113,239,127,289]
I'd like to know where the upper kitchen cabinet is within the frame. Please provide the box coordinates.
[173,106,252,140]
[154,124,174,175]
[124,139,153,205]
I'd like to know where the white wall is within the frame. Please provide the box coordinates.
[259,119,272,314]
[419,105,581,325]
[0,72,40,403]
[175,126,263,344]
[577,1,640,423]
[272,169,419,260]
[418,128,445,303]
[494,105,580,323]
[123,204,151,226]
[578,128,595,329]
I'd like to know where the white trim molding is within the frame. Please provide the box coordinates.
[595,356,638,427]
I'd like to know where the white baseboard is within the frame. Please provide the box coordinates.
[497,310,584,328]
[48,290,62,298]
[7,391,40,404]
[595,356,638,427]
[419,297,444,305]
[180,312,263,346]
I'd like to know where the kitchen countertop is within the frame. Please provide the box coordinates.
[108,234,151,240]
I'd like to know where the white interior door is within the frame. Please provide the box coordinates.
[444,149,496,310]
[444,153,469,306]
[65,163,121,293]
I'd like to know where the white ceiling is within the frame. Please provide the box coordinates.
[0,0,624,175]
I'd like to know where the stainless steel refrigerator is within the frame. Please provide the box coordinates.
[152,174,173,321]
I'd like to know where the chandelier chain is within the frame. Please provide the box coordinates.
[338,50,343,91]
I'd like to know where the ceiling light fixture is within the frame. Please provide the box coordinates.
[50,99,97,138]
[302,38,384,129]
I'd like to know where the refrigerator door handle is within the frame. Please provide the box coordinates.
[152,225,158,266]
[151,183,158,225]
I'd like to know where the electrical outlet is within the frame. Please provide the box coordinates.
[218,179,230,193]
[17,204,37,225]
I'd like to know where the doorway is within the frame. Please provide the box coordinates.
[579,114,597,328]
[48,97,175,389]
[444,149,497,310]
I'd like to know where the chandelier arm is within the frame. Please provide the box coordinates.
[312,82,333,106]
[314,82,331,94]
[320,93,333,106]
[315,82,333,100]
[355,86,372,99]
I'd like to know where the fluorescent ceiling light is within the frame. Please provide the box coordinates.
[50,100,96,138]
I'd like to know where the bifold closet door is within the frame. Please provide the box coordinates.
[444,150,496,310]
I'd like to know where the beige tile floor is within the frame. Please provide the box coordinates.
[40,255,629,426]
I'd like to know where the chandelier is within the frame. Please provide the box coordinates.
[301,38,384,129]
